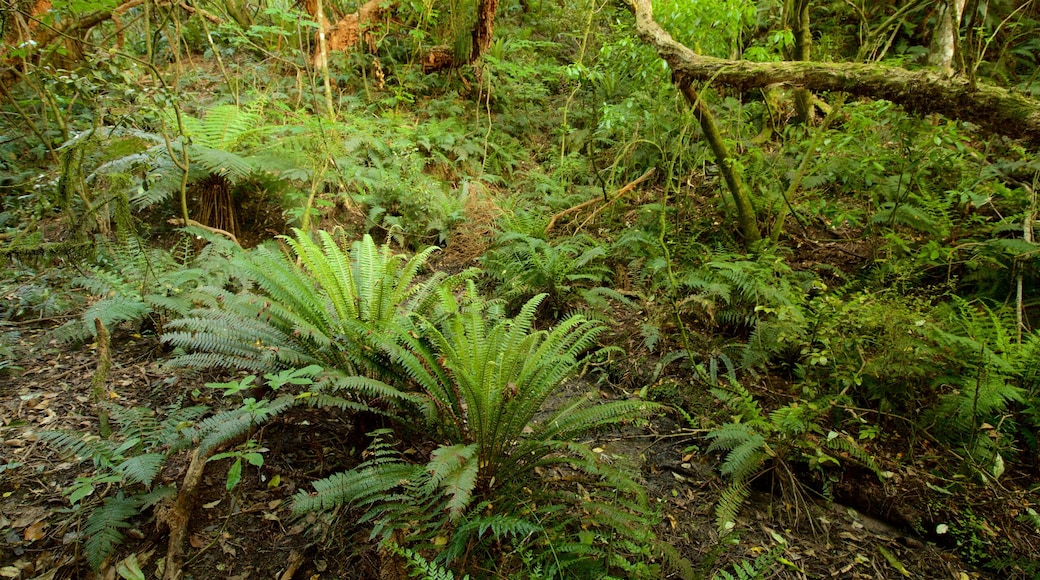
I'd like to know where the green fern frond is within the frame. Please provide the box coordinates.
[293,460,415,515]
[37,430,120,468]
[426,443,479,520]
[824,433,882,477]
[113,453,166,486]
[389,542,464,580]
[83,494,140,569]
[715,479,752,532]
[185,395,295,455]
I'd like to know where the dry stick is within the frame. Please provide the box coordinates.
[574,167,657,234]
[545,167,656,235]
[278,550,305,580]
[90,318,112,437]
[167,218,241,247]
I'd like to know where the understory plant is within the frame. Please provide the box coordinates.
[706,381,882,532]
[293,288,670,577]
[164,228,469,378]
[53,227,240,343]
[39,404,208,569]
[482,232,613,315]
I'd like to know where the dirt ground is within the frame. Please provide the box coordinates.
[2,314,1037,579]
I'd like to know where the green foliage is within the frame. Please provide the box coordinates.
[294,288,663,575]
[389,542,469,580]
[164,229,469,377]
[52,229,240,343]
[40,403,206,568]
[707,382,881,531]
[924,298,1034,478]
[482,233,613,314]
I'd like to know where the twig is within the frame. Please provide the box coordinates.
[575,167,656,234]
[545,167,656,234]
[90,319,112,437]
[278,550,305,580]
[167,218,241,246]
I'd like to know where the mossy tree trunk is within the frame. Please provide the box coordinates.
[679,81,761,245]
[625,0,1040,146]
[790,0,813,124]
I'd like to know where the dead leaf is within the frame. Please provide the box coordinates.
[11,507,49,529]
[189,534,207,549]
[24,521,47,541]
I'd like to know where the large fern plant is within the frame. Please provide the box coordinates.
[164,228,468,378]
[293,288,662,575]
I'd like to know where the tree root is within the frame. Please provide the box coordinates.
[162,448,211,580]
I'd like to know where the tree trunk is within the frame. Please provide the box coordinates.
[928,0,967,73]
[625,0,1040,147]
[470,0,499,62]
[680,81,761,245]
[791,0,813,124]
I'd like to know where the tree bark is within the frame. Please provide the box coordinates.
[625,0,1040,147]
[791,0,813,124]
[470,0,499,62]
[928,0,967,73]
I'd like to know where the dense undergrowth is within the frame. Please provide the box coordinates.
[2,0,1040,577]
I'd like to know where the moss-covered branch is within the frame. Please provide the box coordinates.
[626,0,1040,146]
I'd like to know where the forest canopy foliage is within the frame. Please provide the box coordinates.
[2,0,1040,578]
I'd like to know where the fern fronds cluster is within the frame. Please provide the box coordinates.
[707,385,882,531]
[40,403,207,569]
[165,228,470,378]
[289,283,662,575]
[52,230,240,343]
[482,232,612,314]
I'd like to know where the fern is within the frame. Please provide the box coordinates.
[40,403,204,570]
[52,231,239,343]
[482,233,613,314]
[708,385,881,530]
[389,543,468,580]
[83,493,140,569]
[165,229,469,384]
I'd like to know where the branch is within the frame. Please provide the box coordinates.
[167,218,241,246]
[625,0,1040,146]
[545,167,656,234]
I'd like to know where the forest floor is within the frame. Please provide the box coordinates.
[2,306,1035,579]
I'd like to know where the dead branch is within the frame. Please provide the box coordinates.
[167,218,241,246]
[545,167,656,234]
